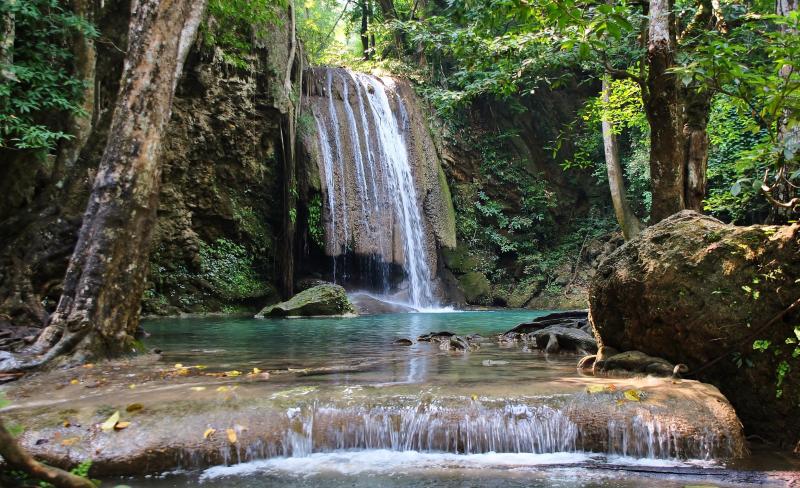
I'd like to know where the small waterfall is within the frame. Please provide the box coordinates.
[309,68,437,309]
[192,399,742,470]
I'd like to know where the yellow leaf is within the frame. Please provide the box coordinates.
[586,385,606,394]
[470,394,478,401]
[70,379,79,385]
[203,428,216,439]
[216,386,229,392]
[174,363,183,368]
[62,420,71,428]
[225,370,242,377]
[61,437,80,446]
[100,411,120,432]
[252,368,262,374]
[126,403,144,413]
[623,389,642,402]
[195,365,207,370]
[83,363,95,369]
[226,428,237,444]
[114,421,131,430]
[128,384,137,389]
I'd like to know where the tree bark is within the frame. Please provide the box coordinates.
[4,0,206,370]
[279,0,299,299]
[683,89,711,211]
[0,0,16,81]
[0,417,94,488]
[360,0,371,60]
[646,0,687,223]
[53,0,97,181]
[602,77,642,240]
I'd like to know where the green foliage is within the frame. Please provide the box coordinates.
[199,238,270,300]
[675,10,800,218]
[307,194,324,248]
[0,0,97,151]
[203,0,286,69]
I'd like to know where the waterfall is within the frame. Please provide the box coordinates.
[310,69,437,309]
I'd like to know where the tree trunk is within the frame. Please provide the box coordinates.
[0,0,15,81]
[279,0,299,299]
[360,0,371,60]
[375,0,404,56]
[3,0,206,371]
[645,0,686,223]
[683,89,711,211]
[602,77,642,240]
[53,0,97,181]
[0,417,94,488]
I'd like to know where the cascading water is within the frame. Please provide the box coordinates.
[310,69,437,309]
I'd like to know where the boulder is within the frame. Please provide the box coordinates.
[457,271,491,304]
[590,210,800,444]
[595,350,676,376]
[255,284,356,318]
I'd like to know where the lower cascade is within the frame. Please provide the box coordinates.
[304,67,453,309]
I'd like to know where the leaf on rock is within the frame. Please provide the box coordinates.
[586,385,606,394]
[61,437,80,446]
[100,411,120,432]
[203,428,216,440]
[226,428,237,444]
[126,403,144,413]
[114,421,131,430]
[623,389,642,402]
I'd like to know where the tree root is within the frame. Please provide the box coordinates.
[0,417,95,488]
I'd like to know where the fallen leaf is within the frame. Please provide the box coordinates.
[606,384,618,392]
[174,363,183,368]
[216,386,230,393]
[586,385,606,394]
[225,370,242,377]
[203,428,216,439]
[128,384,137,389]
[61,437,80,446]
[126,403,144,413]
[70,379,79,385]
[114,421,131,430]
[100,411,120,432]
[62,420,71,428]
[470,394,478,401]
[83,363,94,369]
[252,368,262,374]
[226,428,237,444]
[615,399,625,407]
[623,389,642,402]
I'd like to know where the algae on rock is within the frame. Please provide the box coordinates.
[255,284,356,318]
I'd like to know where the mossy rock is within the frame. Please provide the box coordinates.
[506,280,544,308]
[442,243,481,275]
[255,284,356,318]
[458,271,491,304]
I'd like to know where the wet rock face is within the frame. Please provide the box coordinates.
[590,210,800,444]
[503,310,597,354]
[300,67,456,302]
[255,284,356,318]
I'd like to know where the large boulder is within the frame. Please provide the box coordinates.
[255,284,356,318]
[590,210,800,445]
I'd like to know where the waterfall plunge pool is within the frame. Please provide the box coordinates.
[5,311,798,487]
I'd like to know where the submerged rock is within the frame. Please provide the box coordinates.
[393,338,413,346]
[255,284,356,318]
[590,210,800,444]
[349,293,416,315]
[503,310,597,354]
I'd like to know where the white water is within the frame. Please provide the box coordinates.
[312,69,436,309]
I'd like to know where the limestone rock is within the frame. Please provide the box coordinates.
[255,284,356,318]
[590,210,800,443]
[595,350,676,376]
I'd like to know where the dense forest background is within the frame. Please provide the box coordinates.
[0,0,797,342]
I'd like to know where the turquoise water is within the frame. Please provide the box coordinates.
[143,310,575,383]
[131,311,795,487]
